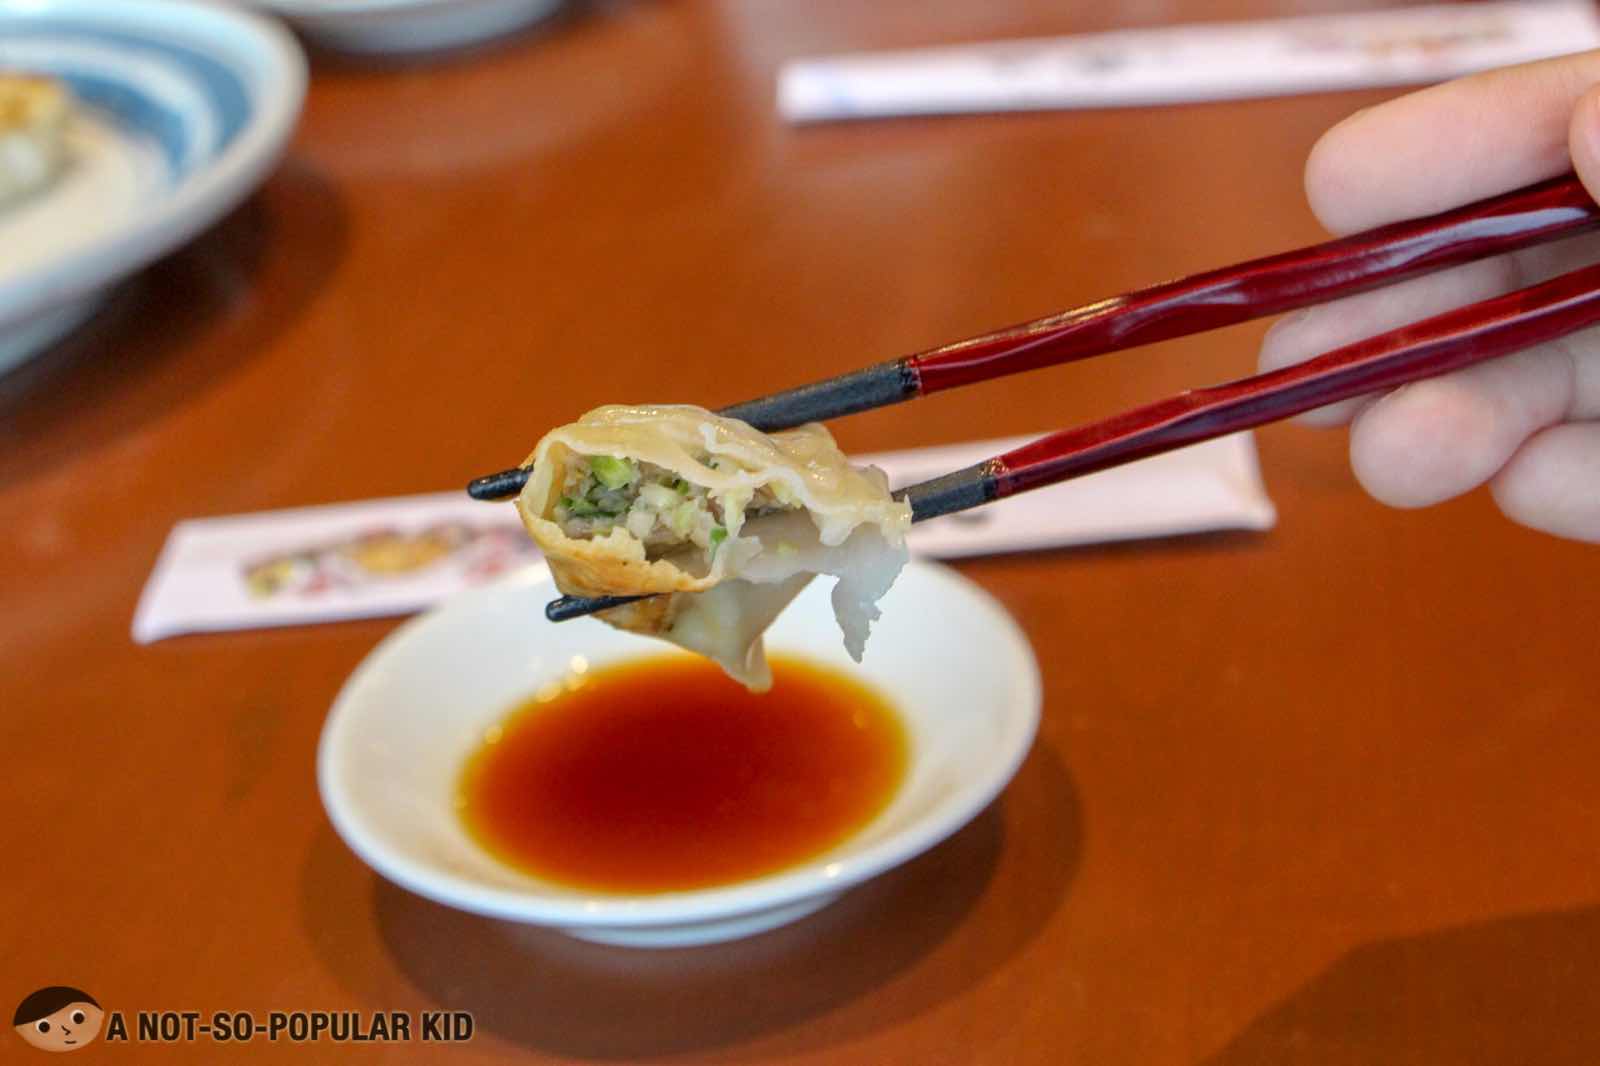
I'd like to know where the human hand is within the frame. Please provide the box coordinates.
[1259,52,1600,541]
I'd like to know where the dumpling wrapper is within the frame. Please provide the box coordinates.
[516,404,911,690]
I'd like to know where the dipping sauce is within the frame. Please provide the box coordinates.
[457,654,908,893]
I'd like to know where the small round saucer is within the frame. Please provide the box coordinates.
[319,560,1040,947]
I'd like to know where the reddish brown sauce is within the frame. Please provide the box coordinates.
[457,653,908,893]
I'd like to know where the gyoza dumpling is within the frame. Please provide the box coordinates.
[516,405,911,690]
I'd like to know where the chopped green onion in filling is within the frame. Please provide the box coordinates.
[589,455,637,490]
[554,454,804,565]
[561,495,601,517]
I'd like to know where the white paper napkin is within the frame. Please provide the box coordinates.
[779,1,1600,123]
[871,432,1275,559]
[131,432,1274,643]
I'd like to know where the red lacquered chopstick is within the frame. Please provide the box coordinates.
[903,260,1600,516]
[470,173,1597,503]
[718,173,1598,426]
[906,173,1596,395]
[545,259,1600,621]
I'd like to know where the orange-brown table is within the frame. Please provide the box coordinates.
[5,3,1598,1062]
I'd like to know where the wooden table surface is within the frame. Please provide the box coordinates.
[6,2,1599,1062]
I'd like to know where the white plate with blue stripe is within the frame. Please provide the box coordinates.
[0,0,305,376]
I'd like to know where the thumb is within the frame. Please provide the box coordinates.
[1567,82,1600,202]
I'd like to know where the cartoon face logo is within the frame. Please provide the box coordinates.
[13,988,103,1053]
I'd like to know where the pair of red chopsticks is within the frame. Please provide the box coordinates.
[466,174,1600,622]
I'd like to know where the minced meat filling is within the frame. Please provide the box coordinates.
[553,455,797,560]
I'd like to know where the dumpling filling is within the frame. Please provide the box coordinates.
[515,405,912,690]
[552,455,801,561]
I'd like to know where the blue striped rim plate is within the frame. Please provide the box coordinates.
[0,0,305,370]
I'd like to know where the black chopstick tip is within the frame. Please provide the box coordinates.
[716,357,920,431]
[896,459,1001,522]
[467,466,530,501]
[545,596,581,622]
[546,593,650,622]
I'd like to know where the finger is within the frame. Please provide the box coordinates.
[1490,421,1600,542]
[1259,258,1517,426]
[1570,81,1600,220]
[1347,336,1597,508]
[1306,50,1600,234]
